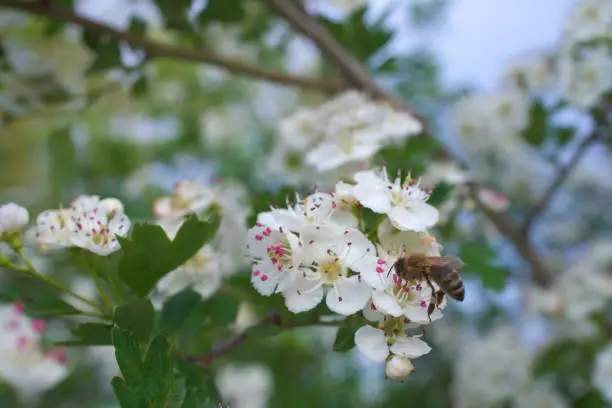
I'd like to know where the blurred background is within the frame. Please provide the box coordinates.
[1,0,612,407]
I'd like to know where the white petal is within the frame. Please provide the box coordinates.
[284,278,324,313]
[353,170,382,185]
[327,276,372,315]
[353,183,391,214]
[363,300,385,322]
[372,290,404,317]
[388,205,435,232]
[250,260,279,296]
[403,303,444,324]
[361,258,392,291]
[390,336,432,358]
[355,325,389,363]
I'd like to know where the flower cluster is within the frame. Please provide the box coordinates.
[34,195,131,256]
[263,90,423,187]
[151,179,250,301]
[246,165,452,380]
[0,302,69,404]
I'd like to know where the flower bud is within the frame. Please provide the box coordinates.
[99,198,124,218]
[0,203,29,238]
[385,355,414,381]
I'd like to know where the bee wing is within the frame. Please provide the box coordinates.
[427,256,465,270]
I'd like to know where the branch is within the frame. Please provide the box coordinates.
[0,1,347,93]
[265,0,425,124]
[265,0,554,286]
[521,131,599,235]
[180,311,340,366]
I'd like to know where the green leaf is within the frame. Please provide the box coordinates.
[427,181,453,207]
[247,185,299,227]
[459,242,508,291]
[48,126,76,204]
[23,297,80,318]
[522,101,548,146]
[197,0,246,24]
[552,126,575,147]
[375,137,440,177]
[129,16,147,37]
[318,7,393,62]
[59,322,113,346]
[112,326,143,389]
[131,75,148,97]
[333,314,362,352]
[114,298,155,344]
[154,0,193,31]
[118,213,221,297]
[177,361,222,406]
[81,30,122,73]
[201,292,240,328]
[159,289,203,335]
[111,377,141,408]
[142,335,173,404]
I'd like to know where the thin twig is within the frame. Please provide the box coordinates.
[521,131,600,235]
[181,311,341,366]
[0,0,347,93]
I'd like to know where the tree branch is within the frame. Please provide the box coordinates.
[0,1,347,93]
[521,131,600,235]
[265,0,554,286]
[180,311,340,366]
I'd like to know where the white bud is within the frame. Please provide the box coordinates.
[0,203,29,236]
[385,355,414,381]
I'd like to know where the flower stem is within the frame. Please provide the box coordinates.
[75,253,113,311]
[12,250,107,315]
[103,257,121,304]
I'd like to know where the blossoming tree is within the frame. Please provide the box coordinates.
[0,0,611,407]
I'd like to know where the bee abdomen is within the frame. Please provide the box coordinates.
[445,279,465,301]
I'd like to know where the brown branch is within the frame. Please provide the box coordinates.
[0,0,347,93]
[265,0,554,286]
[180,311,340,366]
[521,131,600,236]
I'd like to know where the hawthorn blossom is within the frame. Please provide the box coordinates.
[153,180,216,221]
[513,381,568,408]
[0,303,69,403]
[501,51,554,94]
[70,195,124,216]
[67,205,131,256]
[354,317,431,365]
[283,228,376,315]
[563,0,612,43]
[384,355,415,381]
[352,167,439,232]
[216,364,273,408]
[246,223,303,296]
[35,208,75,249]
[0,202,29,238]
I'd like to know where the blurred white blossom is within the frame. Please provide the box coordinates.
[0,202,29,238]
[216,364,273,408]
[593,341,612,403]
[513,381,568,408]
[558,46,612,109]
[563,0,612,43]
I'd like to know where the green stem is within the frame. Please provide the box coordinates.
[75,253,113,311]
[11,252,106,315]
[103,258,121,304]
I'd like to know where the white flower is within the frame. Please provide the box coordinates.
[70,195,124,216]
[68,207,131,256]
[305,135,380,172]
[513,381,568,408]
[246,223,303,296]
[354,322,431,364]
[35,209,75,249]
[352,167,439,232]
[593,342,612,403]
[563,0,612,43]
[283,228,376,315]
[153,180,216,221]
[385,355,415,381]
[216,364,273,408]
[453,325,531,408]
[558,46,612,109]
[487,87,530,135]
[501,51,554,94]
[0,202,29,237]
[277,107,322,150]
[0,303,69,404]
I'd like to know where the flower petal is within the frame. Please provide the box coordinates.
[388,203,439,232]
[250,260,279,296]
[284,277,324,313]
[372,290,403,317]
[355,325,389,363]
[326,276,372,315]
[353,183,392,214]
[390,336,432,358]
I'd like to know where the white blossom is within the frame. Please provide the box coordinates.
[563,0,612,43]
[502,51,555,94]
[0,303,69,404]
[593,341,612,403]
[216,364,273,408]
[352,167,439,232]
[68,206,131,256]
[153,180,216,221]
[283,227,376,315]
[513,381,568,408]
[558,46,612,109]
[453,325,532,408]
[0,202,29,237]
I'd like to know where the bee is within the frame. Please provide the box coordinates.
[390,253,465,321]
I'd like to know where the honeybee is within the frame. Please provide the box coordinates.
[390,253,465,321]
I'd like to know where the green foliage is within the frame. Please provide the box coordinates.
[551,126,576,148]
[81,30,122,73]
[458,242,509,291]
[48,126,76,204]
[118,213,221,297]
[22,296,81,317]
[197,0,246,24]
[247,185,297,226]
[375,137,441,176]
[522,100,548,146]
[427,181,453,207]
[159,289,203,335]
[58,322,114,346]
[114,298,155,344]
[154,0,193,32]
[333,313,363,352]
